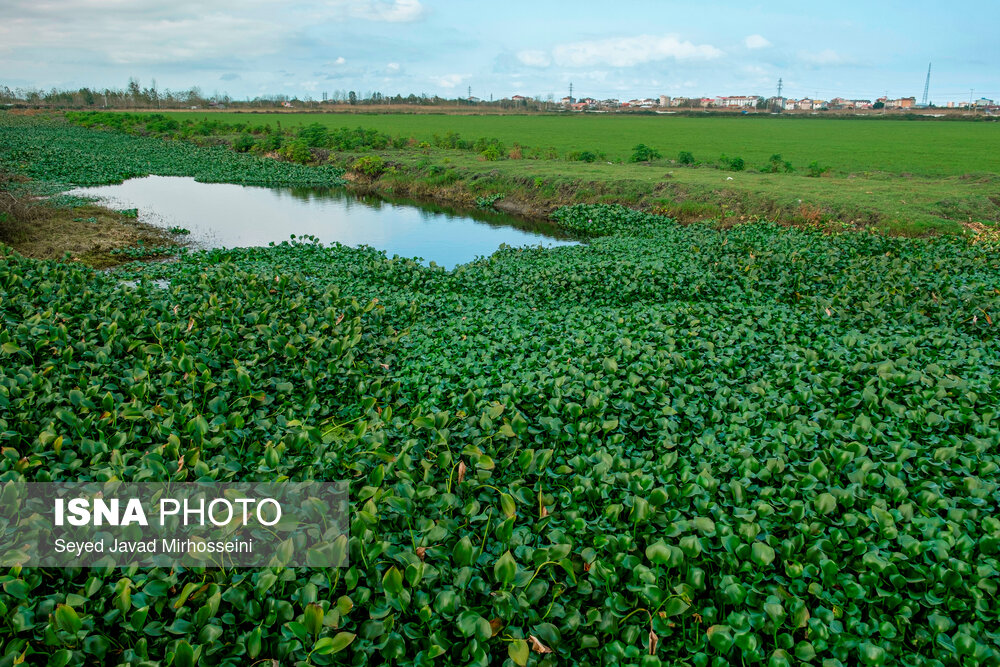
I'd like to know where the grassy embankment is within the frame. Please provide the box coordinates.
[155,111,1000,237]
[0,171,182,268]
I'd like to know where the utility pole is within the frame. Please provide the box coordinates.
[777,78,783,98]
[468,85,472,101]
[569,82,573,103]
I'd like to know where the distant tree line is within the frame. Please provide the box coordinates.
[0,78,566,111]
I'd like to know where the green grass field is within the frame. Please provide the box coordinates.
[164,111,1000,176]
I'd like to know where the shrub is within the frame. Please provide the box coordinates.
[232,134,255,153]
[433,131,468,149]
[807,161,831,177]
[279,140,312,164]
[351,155,387,178]
[297,123,329,148]
[567,150,604,163]
[719,154,745,171]
[760,153,794,173]
[677,150,695,165]
[629,144,662,162]
[480,145,503,161]
[473,137,505,158]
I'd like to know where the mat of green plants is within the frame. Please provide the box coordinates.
[0,113,345,187]
[163,111,1000,176]
[2,199,1000,665]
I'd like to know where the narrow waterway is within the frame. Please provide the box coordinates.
[72,176,578,269]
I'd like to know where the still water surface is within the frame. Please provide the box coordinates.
[71,176,578,269]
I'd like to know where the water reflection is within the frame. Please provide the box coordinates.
[72,176,578,269]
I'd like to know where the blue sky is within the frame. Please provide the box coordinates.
[1,0,997,103]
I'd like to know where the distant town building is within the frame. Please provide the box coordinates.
[717,95,757,108]
[659,95,671,107]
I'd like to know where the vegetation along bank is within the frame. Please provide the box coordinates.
[60,110,1000,238]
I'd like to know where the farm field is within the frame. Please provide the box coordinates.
[162,111,1000,177]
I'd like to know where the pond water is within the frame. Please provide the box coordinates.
[71,176,578,269]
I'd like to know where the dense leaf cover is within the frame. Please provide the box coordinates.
[2,118,1000,664]
[0,113,346,187]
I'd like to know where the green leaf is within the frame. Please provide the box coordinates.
[2,579,28,600]
[646,539,671,565]
[814,492,837,515]
[453,536,475,566]
[494,550,517,585]
[751,542,776,567]
[663,597,690,617]
[382,566,404,596]
[509,638,530,666]
[54,604,82,635]
[47,650,74,667]
[457,611,491,642]
[173,640,195,667]
[313,632,356,655]
[304,602,324,636]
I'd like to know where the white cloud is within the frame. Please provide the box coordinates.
[433,73,467,88]
[516,50,551,68]
[334,56,346,65]
[800,48,845,65]
[552,34,723,68]
[0,0,285,63]
[386,62,400,71]
[329,0,425,22]
[744,34,771,49]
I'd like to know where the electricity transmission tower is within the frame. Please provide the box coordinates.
[921,63,932,106]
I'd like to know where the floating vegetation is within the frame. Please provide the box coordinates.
[0,113,347,188]
[1,198,998,664]
[475,192,505,209]
[168,225,191,235]
[108,242,185,259]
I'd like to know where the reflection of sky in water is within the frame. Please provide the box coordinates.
[72,176,578,269]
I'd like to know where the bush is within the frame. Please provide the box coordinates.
[473,137,505,158]
[480,146,503,161]
[760,153,794,173]
[433,131,468,150]
[719,154,745,172]
[567,150,604,163]
[252,133,283,153]
[629,144,662,162]
[232,134,255,153]
[351,155,387,178]
[807,161,831,177]
[297,123,329,148]
[279,140,312,164]
[677,150,695,165]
